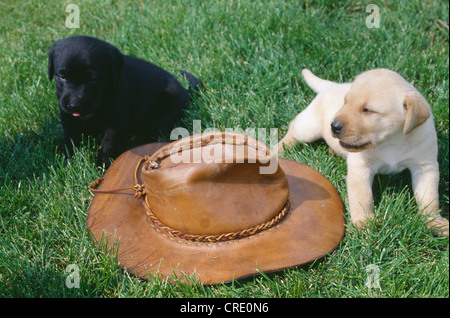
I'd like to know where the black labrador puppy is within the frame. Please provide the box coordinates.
[48,35,200,166]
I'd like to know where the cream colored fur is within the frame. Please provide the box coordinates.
[277,69,448,235]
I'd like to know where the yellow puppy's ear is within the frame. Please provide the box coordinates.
[403,91,431,135]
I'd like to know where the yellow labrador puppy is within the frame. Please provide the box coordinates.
[277,69,448,235]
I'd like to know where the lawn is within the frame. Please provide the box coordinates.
[0,0,448,298]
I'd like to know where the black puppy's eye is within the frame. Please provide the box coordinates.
[89,74,98,82]
[58,75,66,82]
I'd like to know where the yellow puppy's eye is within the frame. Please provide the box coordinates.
[362,107,374,114]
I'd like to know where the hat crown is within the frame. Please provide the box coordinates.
[141,132,289,238]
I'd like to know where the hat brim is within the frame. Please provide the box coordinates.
[87,142,345,284]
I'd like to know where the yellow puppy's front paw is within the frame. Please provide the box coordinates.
[351,213,375,230]
[428,217,449,236]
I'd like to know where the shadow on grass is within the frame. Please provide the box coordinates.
[0,117,63,185]
[371,128,449,219]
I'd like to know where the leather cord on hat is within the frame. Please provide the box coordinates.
[143,196,290,242]
[89,154,290,243]
[88,136,290,243]
[88,155,154,199]
[88,178,146,199]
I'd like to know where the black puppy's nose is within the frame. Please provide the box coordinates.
[331,121,343,137]
[67,102,81,111]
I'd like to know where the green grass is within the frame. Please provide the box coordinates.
[0,0,448,298]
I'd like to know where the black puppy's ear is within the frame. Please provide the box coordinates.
[108,46,124,89]
[48,54,54,81]
[48,43,56,81]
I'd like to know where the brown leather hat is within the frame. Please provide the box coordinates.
[87,131,345,284]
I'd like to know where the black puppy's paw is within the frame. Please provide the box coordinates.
[96,152,113,169]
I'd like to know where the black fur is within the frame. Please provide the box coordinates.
[48,35,200,166]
